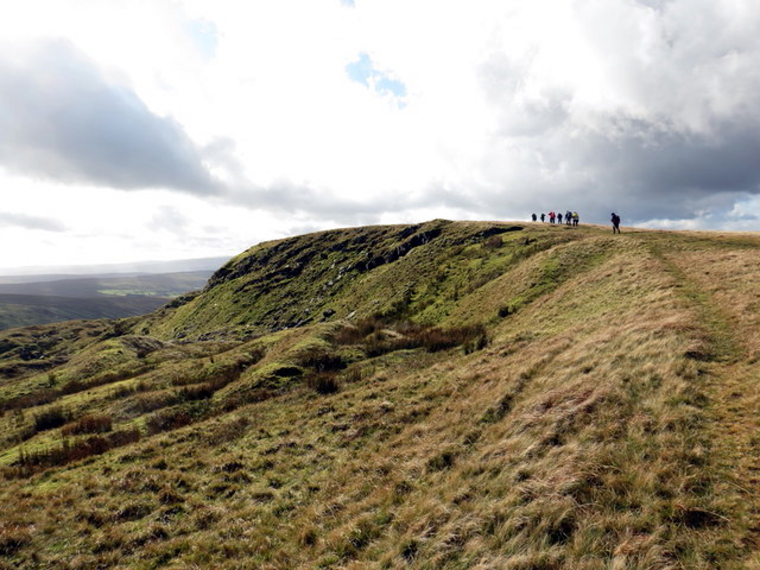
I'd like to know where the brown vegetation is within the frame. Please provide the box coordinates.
[0,221,757,569]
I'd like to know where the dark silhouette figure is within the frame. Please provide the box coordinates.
[557,212,563,224]
[540,213,546,222]
[531,213,537,222]
[611,212,621,234]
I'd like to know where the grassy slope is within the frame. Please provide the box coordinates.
[0,221,757,569]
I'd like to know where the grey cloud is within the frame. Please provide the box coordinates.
[231,181,383,223]
[227,178,472,229]
[0,39,220,194]
[0,212,67,231]
[554,116,760,223]
[147,206,190,234]
[473,0,760,226]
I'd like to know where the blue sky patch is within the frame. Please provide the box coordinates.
[186,19,218,59]
[346,52,407,103]
[345,53,373,87]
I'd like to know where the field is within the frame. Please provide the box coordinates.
[0,220,757,569]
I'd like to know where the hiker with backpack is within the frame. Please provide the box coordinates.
[611,212,621,234]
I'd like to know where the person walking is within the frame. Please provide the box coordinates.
[611,212,621,234]
[540,213,545,222]
[531,213,537,222]
[572,211,579,226]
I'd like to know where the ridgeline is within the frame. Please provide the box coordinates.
[0,220,758,569]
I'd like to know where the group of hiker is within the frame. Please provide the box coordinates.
[531,211,623,233]
[532,211,580,226]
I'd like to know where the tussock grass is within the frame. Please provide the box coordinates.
[61,414,112,436]
[0,222,758,568]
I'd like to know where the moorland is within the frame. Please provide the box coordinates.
[0,219,758,569]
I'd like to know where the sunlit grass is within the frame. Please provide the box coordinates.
[0,221,758,568]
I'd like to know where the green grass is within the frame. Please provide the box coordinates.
[0,220,758,568]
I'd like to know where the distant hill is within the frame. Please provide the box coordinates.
[0,220,757,569]
[0,293,167,331]
[0,271,215,331]
[0,271,213,299]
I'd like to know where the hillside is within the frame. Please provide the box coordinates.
[0,220,758,569]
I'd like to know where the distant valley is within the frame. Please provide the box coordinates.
[0,268,220,331]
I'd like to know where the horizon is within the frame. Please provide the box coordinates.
[3,215,759,277]
[0,255,231,278]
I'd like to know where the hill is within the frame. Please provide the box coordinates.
[0,272,213,331]
[0,271,213,299]
[0,293,167,332]
[0,220,757,569]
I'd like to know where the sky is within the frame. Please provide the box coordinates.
[1,0,760,272]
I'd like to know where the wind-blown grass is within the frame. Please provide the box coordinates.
[0,221,757,569]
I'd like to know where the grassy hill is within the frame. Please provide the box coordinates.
[0,220,757,569]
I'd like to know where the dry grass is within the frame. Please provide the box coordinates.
[0,223,757,568]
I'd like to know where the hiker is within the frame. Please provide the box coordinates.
[540,213,545,222]
[572,211,579,226]
[557,212,563,224]
[611,212,621,234]
[549,211,555,224]
[531,213,537,222]
[565,210,572,225]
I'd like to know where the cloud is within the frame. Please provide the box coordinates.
[0,212,67,232]
[225,176,480,230]
[469,0,760,224]
[2,0,760,266]
[0,39,221,194]
[147,206,190,234]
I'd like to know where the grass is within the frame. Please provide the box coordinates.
[0,221,757,568]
